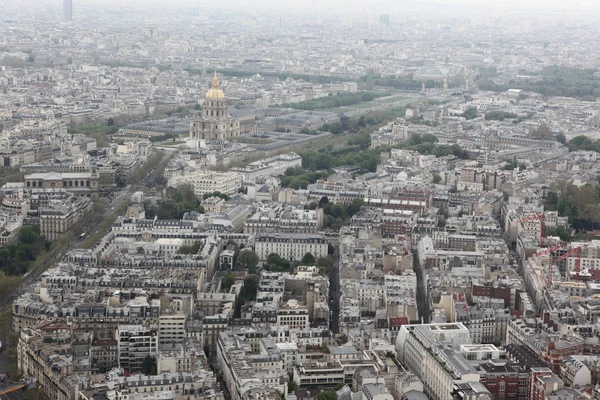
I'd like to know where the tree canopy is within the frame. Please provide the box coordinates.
[144,184,204,219]
[222,272,235,292]
[281,91,388,111]
[0,225,51,276]
[567,135,600,152]
[478,66,600,99]
[236,249,259,273]
[317,391,337,400]
[240,275,259,303]
[301,252,316,265]
[545,184,600,230]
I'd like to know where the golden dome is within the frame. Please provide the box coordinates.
[205,72,225,100]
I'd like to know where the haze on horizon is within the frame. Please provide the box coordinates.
[3,0,600,17]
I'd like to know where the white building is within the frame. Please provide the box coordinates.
[254,233,329,261]
[168,171,242,197]
[117,325,158,373]
[396,323,479,400]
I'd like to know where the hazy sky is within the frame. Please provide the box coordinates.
[3,0,600,19]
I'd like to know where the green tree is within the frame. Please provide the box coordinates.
[328,204,346,219]
[285,167,298,177]
[301,252,316,265]
[308,201,318,210]
[107,117,115,126]
[532,123,553,140]
[317,391,337,400]
[433,174,442,184]
[555,133,567,145]
[462,107,478,120]
[19,226,39,245]
[222,272,235,292]
[288,381,299,393]
[142,356,157,375]
[237,249,259,272]
[346,199,364,218]
[179,184,197,203]
[549,226,571,241]
[240,275,259,303]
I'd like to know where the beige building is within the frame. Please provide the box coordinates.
[158,312,187,345]
[39,196,93,240]
[24,171,99,195]
[276,299,310,329]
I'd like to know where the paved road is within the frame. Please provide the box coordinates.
[413,252,429,324]
[329,249,340,334]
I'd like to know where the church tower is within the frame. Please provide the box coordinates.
[189,72,240,144]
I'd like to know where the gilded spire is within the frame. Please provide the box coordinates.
[212,71,219,88]
[206,70,225,100]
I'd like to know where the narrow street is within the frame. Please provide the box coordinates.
[413,252,429,324]
[329,249,340,333]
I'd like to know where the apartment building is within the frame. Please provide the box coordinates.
[158,312,187,346]
[116,325,158,373]
[168,171,242,197]
[39,196,93,240]
[276,299,310,329]
[217,330,287,400]
[254,233,329,261]
[396,323,479,400]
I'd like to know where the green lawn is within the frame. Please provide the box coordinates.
[230,136,275,145]
[376,95,407,104]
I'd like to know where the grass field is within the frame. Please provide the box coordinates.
[324,95,406,113]
[376,94,407,104]
[230,136,275,145]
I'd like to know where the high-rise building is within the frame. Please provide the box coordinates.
[63,0,72,22]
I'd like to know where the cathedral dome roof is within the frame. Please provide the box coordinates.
[205,72,225,100]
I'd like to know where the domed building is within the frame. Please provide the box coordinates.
[189,72,240,144]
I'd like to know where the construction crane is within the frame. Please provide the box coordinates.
[536,243,564,287]
[552,244,589,282]
[0,381,26,397]
[518,213,545,246]
[536,244,563,257]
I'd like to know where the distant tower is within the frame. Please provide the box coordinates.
[379,14,390,27]
[63,0,73,22]
[443,77,448,90]
[201,67,208,88]
[465,79,470,90]
[421,82,426,93]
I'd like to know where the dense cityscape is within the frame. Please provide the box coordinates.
[3,1,600,400]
